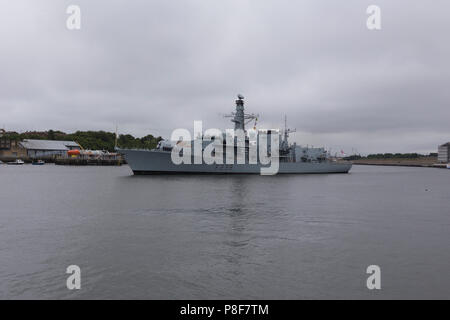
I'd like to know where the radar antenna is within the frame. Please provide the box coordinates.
[283,115,296,143]
[223,95,258,131]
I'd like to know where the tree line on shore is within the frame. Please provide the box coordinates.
[3,130,163,152]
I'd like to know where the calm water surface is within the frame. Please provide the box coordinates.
[0,164,449,299]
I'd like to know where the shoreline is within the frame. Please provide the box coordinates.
[353,163,446,168]
[352,157,447,168]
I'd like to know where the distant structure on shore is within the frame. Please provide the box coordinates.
[20,139,81,159]
[0,129,123,165]
[0,134,121,165]
[438,142,450,163]
[0,136,81,161]
[0,129,28,160]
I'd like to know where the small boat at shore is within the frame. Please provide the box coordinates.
[32,160,45,165]
[7,159,25,165]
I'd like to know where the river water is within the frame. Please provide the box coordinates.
[0,164,449,299]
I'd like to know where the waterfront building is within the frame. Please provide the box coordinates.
[19,139,81,159]
[0,135,28,161]
[438,142,450,163]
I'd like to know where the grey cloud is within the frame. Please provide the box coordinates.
[0,0,449,154]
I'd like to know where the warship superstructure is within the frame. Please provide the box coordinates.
[119,96,352,175]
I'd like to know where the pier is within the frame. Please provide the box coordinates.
[54,158,123,166]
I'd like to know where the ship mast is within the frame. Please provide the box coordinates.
[283,115,296,143]
[224,95,258,132]
[233,95,245,131]
[114,124,118,150]
[281,115,296,152]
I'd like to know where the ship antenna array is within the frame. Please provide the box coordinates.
[284,115,296,142]
[223,95,258,131]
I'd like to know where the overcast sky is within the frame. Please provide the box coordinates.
[1,0,449,154]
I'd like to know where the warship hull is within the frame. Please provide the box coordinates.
[120,149,352,175]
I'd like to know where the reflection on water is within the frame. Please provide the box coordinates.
[0,164,449,299]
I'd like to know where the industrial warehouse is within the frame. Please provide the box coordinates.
[20,139,82,159]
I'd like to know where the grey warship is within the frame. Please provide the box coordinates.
[119,96,352,175]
